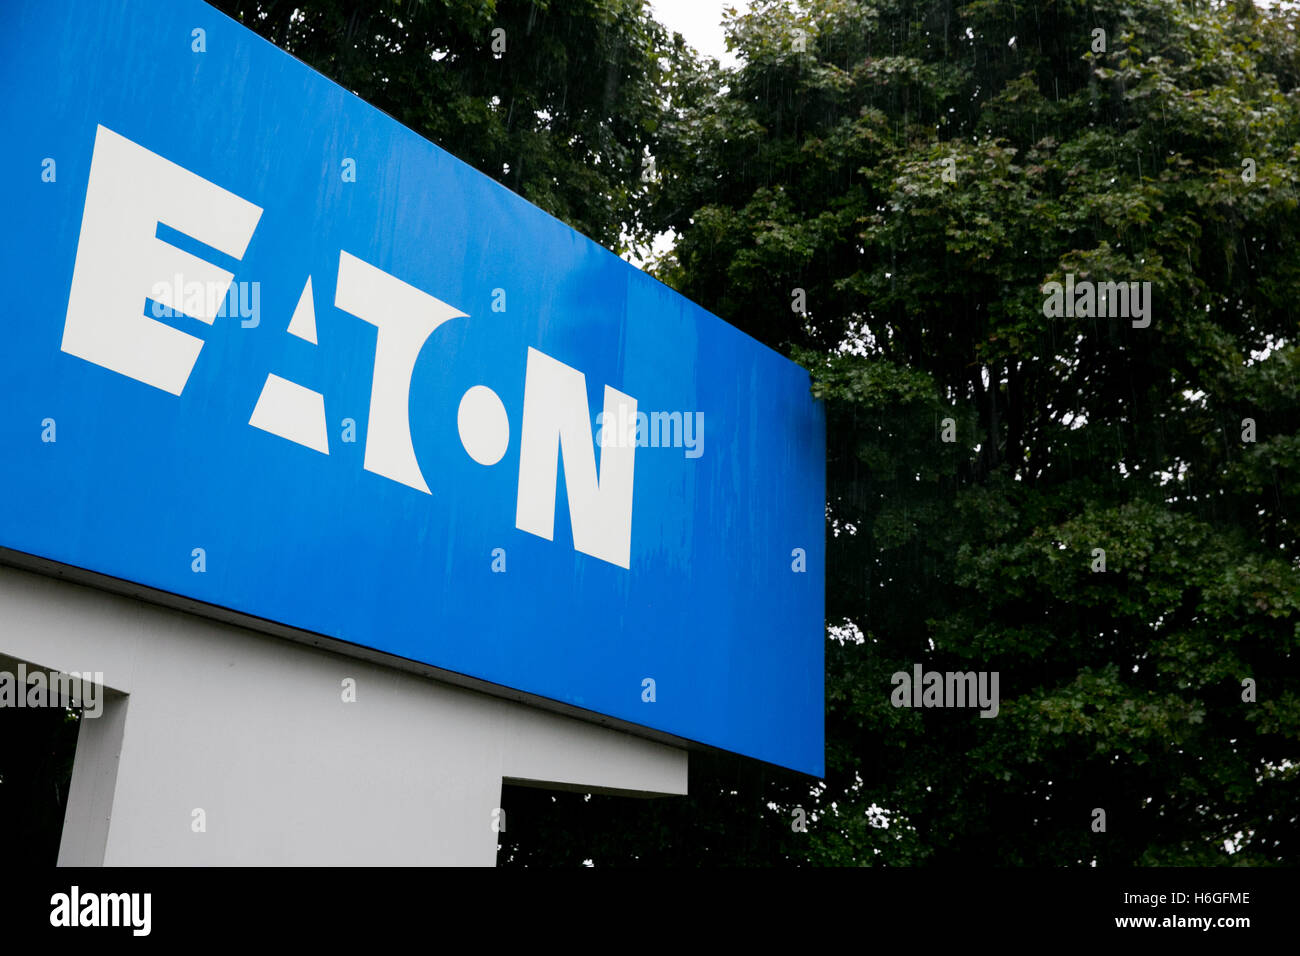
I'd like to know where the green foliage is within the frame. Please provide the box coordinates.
[210,0,682,256]
[646,0,1299,866]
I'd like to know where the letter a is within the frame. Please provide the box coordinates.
[890,672,911,708]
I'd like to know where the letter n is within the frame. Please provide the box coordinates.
[515,348,636,568]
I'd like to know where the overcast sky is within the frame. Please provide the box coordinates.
[649,0,747,68]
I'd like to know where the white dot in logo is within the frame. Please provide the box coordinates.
[457,385,509,466]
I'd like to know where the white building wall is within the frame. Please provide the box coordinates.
[0,564,687,866]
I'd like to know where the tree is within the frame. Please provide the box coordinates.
[639,0,1299,865]
[209,0,681,257]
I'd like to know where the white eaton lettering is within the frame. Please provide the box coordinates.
[60,124,635,568]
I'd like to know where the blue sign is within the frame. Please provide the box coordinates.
[0,0,824,774]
